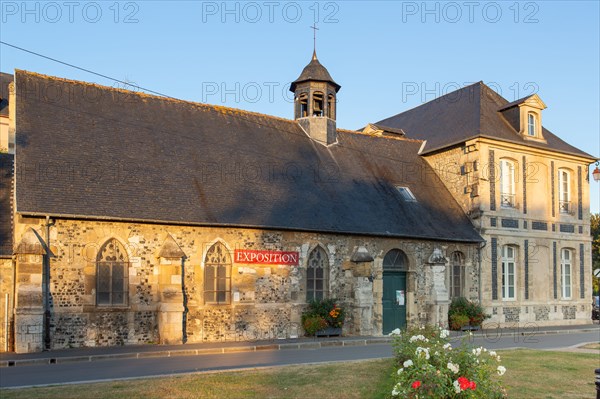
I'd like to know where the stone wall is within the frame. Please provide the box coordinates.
[6,216,479,352]
[0,258,14,352]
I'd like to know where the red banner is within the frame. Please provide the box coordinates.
[234,249,299,265]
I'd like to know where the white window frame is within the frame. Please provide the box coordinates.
[499,159,516,208]
[558,169,571,214]
[560,249,572,299]
[527,113,537,136]
[501,245,516,301]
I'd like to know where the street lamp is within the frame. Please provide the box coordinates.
[593,162,600,182]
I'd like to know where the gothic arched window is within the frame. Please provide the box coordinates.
[449,251,464,298]
[307,246,328,300]
[204,242,232,304]
[96,238,129,306]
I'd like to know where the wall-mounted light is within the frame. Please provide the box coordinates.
[593,162,600,182]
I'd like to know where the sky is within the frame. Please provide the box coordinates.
[1,0,599,212]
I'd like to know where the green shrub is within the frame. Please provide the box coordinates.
[389,325,507,398]
[301,298,346,335]
[448,297,490,330]
[449,314,470,330]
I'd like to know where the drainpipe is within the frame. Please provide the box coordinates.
[181,256,188,344]
[43,216,54,351]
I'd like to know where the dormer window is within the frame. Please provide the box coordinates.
[527,113,537,136]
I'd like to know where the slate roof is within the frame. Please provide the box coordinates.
[376,82,595,159]
[0,153,14,257]
[290,51,340,93]
[14,70,481,243]
[0,72,13,117]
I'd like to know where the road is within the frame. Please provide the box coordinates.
[0,331,598,389]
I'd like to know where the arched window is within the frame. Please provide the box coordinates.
[327,94,335,119]
[96,238,129,306]
[499,159,516,208]
[501,245,516,300]
[298,93,308,118]
[383,249,408,271]
[449,251,464,298]
[204,242,231,304]
[527,112,537,136]
[561,249,572,299]
[307,246,328,300]
[558,169,571,213]
[312,92,324,117]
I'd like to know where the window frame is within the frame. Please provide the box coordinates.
[306,246,328,301]
[449,251,464,299]
[558,169,571,214]
[499,159,516,208]
[96,238,129,307]
[560,248,572,299]
[527,112,537,137]
[501,245,516,301]
[203,242,232,305]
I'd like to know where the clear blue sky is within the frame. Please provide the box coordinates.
[1,0,599,212]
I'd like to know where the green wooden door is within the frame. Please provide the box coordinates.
[382,271,407,334]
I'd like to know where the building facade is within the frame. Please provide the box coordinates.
[378,84,596,327]
[0,55,595,353]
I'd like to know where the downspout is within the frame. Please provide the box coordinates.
[181,256,188,344]
[11,254,16,352]
[43,216,54,350]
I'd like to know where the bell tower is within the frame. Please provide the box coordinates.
[290,43,340,145]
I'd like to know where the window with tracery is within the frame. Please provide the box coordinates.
[204,242,231,304]
[96,238,129,306]
[307,246,328,300]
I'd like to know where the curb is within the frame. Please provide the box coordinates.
[0,337,393,368]
[452,327,600,340]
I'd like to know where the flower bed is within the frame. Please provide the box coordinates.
[389,325,507,398]
[301,298,345,336]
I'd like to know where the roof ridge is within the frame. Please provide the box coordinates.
[340,128,424,143]
[15,69,300,127]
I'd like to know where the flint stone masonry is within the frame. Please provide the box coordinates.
[8,217,478,352]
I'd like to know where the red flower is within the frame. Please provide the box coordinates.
[411,381,422,389]
[458,377,470,391]
[469,380,477,390]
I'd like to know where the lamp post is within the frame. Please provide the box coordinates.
[593,162,600,182]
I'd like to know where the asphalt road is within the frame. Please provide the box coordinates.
[0,331,598,389]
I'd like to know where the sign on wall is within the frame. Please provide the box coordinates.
[234,249,299,265]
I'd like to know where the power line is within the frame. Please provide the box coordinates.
[0,41,173,99]
[1,40,465,181]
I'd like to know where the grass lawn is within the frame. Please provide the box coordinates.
[579,342,600,350]
[1,349,598,398]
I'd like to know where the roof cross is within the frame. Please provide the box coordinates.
[310,23,319,56]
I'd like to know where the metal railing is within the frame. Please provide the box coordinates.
[500,193,516,208]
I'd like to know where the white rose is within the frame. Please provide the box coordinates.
[403,359,413,368]
[497,365,506,376]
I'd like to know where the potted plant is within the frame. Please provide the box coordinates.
[301,298,345,337]
[448,297,490,331]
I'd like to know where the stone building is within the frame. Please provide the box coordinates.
[377,83,597,327]
[0,55,485,353]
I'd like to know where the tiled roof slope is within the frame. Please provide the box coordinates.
[377,82,595,159]
[0,153,14,256]
[14,70,482,242]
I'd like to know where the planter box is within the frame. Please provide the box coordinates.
[315,327,342,337]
